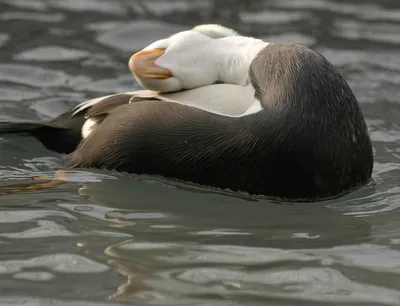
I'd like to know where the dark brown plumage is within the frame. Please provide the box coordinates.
[0,43,373,200]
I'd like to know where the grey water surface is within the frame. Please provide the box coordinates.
[0,0,399,305]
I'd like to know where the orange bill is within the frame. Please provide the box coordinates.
[128,48,172,79]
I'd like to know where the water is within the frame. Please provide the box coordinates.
[0,0,399,305]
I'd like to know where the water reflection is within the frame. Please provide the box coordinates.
[104,240,400,304]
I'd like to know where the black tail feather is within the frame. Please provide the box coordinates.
[0,115,84,154]
[0,121,45,133]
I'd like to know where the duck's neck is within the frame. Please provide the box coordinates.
[213,36,269,86]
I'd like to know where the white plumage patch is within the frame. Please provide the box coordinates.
[192,24,239,38]
[162,83,262,117]
[81,117,100,139]
[77,83,263,139]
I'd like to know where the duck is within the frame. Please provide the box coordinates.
[0,24,373,200]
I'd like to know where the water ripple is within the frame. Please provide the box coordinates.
[0,33,9,47]
[0,210,75,223]
[155,243,400,275]
[49,0,127,15]
[263,33,316,46]
[76,75,137,93]
[13,271,54,281]
[0,254,108,274]
[274,0,383,16]
[335,19,400,45]
[105,241,400,305]
[0,11,65,22]
[96,20,188,52]
[4,0,48,10]
[0,220,75,238]
[170,267,400,305]
[0,85,43,102]
[0,297,123,306]
[15,46,90,62]
[0,64,91,88]
[131,0,212,15]
[240,10,309,24]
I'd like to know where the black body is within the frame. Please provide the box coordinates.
[0,43,374,200]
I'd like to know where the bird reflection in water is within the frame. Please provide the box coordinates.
[0,170,67,195]
[105,239,154,301]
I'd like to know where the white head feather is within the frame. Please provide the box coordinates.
[192,24,239,38]
[80,25,268,139]
[129,24,269,93]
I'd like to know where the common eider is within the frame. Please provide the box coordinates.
[0,24,373,200]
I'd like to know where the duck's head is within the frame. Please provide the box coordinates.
[128,24,268,93]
